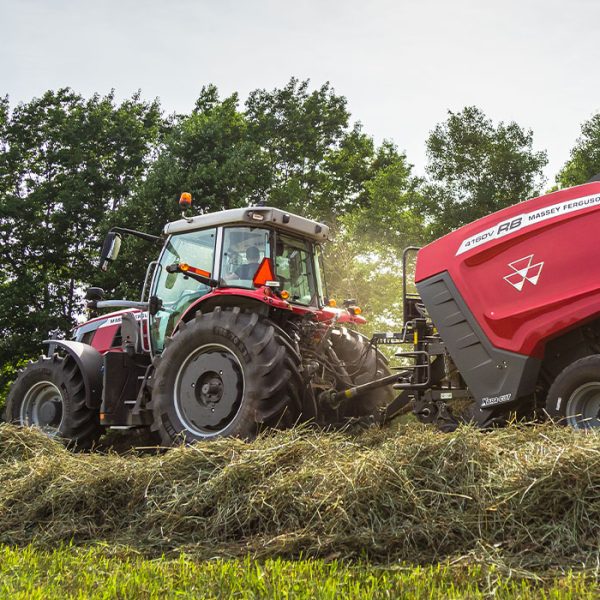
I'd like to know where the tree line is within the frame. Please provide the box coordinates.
[1,78,599,391]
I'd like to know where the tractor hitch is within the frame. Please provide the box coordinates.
[322,350,432,408]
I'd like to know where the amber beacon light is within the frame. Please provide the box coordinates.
[179,192,192,208]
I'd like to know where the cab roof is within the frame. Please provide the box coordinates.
[164,206,329,241]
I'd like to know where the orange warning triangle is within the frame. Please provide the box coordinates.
[252,257,275,287]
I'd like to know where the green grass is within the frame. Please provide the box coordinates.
[0,545,598,599]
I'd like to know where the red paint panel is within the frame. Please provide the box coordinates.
[74,309,150,355]
[416,182,600,356]
[91,324,120,353]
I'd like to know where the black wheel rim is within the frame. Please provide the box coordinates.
[20,381,64,435]
[174,343,244,437]
[566,382,600,429]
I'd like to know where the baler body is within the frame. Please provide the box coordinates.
[415,181,600,411]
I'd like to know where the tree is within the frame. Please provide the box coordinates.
[0,89,163,371]
[121,85,268,227]
[246,78,383,221]
[324,149,425,334]
[107,79,403,298]
[98,85,271,300]
[557,113,600,187]
[423,106,547,238]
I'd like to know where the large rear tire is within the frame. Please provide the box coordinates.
[150,307,304,445]
[329,327,394,420]
[4,354,103,449]
[546,354,600,429]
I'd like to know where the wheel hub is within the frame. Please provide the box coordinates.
[20,381,63,435]
[567,382,600,429]
[175,347,243,432]
[38,400,60,423]
[198,374,224,405]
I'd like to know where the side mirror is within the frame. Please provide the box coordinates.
[165,271,177,290]
[99,232,122,271]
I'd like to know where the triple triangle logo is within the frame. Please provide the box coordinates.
[503,254,544,292]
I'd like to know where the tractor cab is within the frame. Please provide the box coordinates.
[149,204,330,353]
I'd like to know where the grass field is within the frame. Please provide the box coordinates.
[1,546,599,599]
[2,422,600,597]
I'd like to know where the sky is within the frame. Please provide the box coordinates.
[1,0,599,184]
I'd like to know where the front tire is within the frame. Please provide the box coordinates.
[4,354,102,448]
[150,307,304,444]
[546,355,600,429]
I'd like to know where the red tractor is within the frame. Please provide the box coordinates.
[5,197,393,447]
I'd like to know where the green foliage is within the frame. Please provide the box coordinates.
[245,78,398,222]
[423,106,547,237]
[0,546,596,599]
[0,356,29,414]
[557,113,600,187]
[325,151,425,334]
[143,85,268,217]
[104,79,411,299]
[0,89,162,365]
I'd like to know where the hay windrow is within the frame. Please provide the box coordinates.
[1,423,599,569]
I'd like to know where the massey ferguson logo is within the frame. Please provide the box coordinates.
[504,255,544,292]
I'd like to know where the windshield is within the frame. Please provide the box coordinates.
[150,228,216,352]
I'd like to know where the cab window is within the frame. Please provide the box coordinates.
[151,228,216,352]
[275,233,317,306]
[221,227,271,289]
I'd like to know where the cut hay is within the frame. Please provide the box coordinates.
[1,423,599,569]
